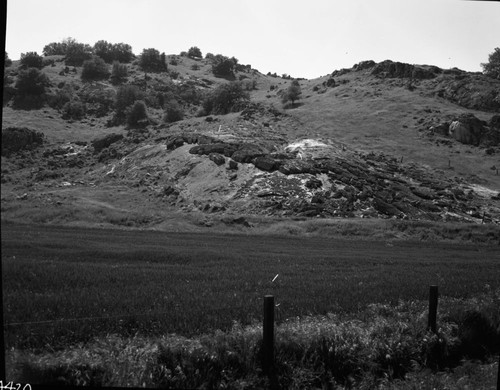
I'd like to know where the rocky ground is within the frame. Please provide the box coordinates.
[2,58,500,233]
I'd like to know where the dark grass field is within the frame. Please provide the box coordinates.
[2,221,500,350]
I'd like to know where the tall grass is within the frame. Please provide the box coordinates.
[8,289,500,388]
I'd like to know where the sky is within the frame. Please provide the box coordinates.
[5,0,500,79]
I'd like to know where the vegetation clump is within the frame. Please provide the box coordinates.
[187,46,202,59]
[210,54,238,78]
[20,52,43,69]
[139,48,167,73]
[9,291,499,389]
[5,51,13,67]
[110,61,128,85]
[164,99,184,123]
[126,100,148,128]
[13,67,49,109]
[281,79,302,107]
[482,47,500,80]
[202,81,249,115]
[81,56,110,81]
[111,85,144,125]
[93,40,134,63]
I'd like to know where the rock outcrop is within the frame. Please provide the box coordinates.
[91,133,124,153]
[448,114,485,146]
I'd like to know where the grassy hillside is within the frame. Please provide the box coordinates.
[2,46,500,234]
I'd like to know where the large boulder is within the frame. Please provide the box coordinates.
[209,153,225,166]
[91,133,123,153]
[2,127,44,156]
[448,114,484,145]
[254,156,280,172]
[232,143,269,163]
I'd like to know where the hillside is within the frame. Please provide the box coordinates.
[2,50,500,237]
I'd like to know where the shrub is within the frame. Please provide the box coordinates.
[81,56,110,81]
[177,81,201,105]
[1,127,44,155]
[46,83,75,110]
[79,86,115,117]
[126,100,148,127]
[211,55,237,78]
[65,39,93,66]
[164,100,184,123]
[3,74,15,105]
[62,100,85,120]
[43,39,71,56]
[281,80,302,107]
[481,47,500,80]
[187,46,202,59]
[13,68,49,108]
[93,40,113,62]
[115,85,143,114]
[112,85,144,125]
[110,61,128,85]
[5,52,12,67]
[139,48,167,73]
[202,81,249,115]
[20,52,43,69]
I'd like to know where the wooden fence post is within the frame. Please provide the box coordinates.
[428,285,438,333]
[496,353,499,390]
[263,295,275,374]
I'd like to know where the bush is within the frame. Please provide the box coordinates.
[63,38,93,66]
[20,52,43,69]
[5,52,12,67]
[164,100,184,123]
[202,81,249,115]
[79,86,115,117]
[177,81,201,105]
[126,100,148,127]
[187,46,202,59]
[13,68,49,108]
[94,40,134,64]
[111,85,144,125]
[481,47,500,80]
[46,83,75,110]
[211,55,237,78]
[110,61,128,85]
[81,56,110,81]
[1,127,44,155]
[43,39,71,56]
[62,100,85,120]
[281,80,302,107]
[139,48,167,73]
